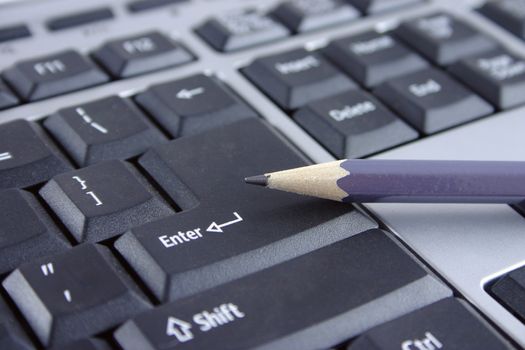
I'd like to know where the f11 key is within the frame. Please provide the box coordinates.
[3,50,108,101]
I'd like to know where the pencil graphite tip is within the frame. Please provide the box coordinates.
[244,174,269,186]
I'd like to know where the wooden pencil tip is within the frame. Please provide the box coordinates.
[244,175,269,186]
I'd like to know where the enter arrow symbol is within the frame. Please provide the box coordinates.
[206,212,243,233]
[176,87,205,99]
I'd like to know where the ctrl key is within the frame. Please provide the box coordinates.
[114,229,451,350]
[349,298,509,350]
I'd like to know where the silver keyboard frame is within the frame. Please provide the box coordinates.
[2,0,525,347]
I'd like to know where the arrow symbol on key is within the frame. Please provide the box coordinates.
[176,87,205,100]
[206,212,243,233]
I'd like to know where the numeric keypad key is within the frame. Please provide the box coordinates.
[3,244,151,347]
[40,160,173,242]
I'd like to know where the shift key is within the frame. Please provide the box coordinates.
[115,119,376,302]
[115,229,451,350]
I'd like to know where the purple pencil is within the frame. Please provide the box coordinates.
[244,159,525,203]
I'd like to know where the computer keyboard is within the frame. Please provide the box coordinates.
[0,0,524,349]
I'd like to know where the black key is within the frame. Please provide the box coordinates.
[347,0,423,14]
[196,9,290,52]
[47,8,114,31]
[395,13,497,66]
[243,48,357,110]
[374,68,493,134]
[3,50,109,101]
[114,229,451,350]
[114,119,378,302]
[92,31,193,79]
[0,24,31,43]
[324,31,429,88]
[0,296,34,350]
[271,0,360,33]
[480,0,525,40]
[128,0,188,13]
[3,244,151,347]
[0,189,69,274]
[0,79,20,110]
[349,298,508,350]
[44,96,167,166]
[39,160,173,243]
[0,120,73,189]
[491,265,525,322]
[293,90,418,158]
[51,338,111,350]
[449,49,525,109]
[135,74,258,137]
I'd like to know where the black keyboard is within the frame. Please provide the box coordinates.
[0,0,523,349]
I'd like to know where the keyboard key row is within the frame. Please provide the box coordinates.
[1,31,193,105]
[241,15,525,158]
[0,74,257,191]
[0,117,509,349]
[196,0,428,52]
[0,117,378,348]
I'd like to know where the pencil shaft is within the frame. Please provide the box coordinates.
[337,159,525,203]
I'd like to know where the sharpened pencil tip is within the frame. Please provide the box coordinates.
[244,175,269,186]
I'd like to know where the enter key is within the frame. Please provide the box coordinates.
[114,119,376,302]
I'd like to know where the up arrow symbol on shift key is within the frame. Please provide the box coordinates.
[206,212,243,233]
